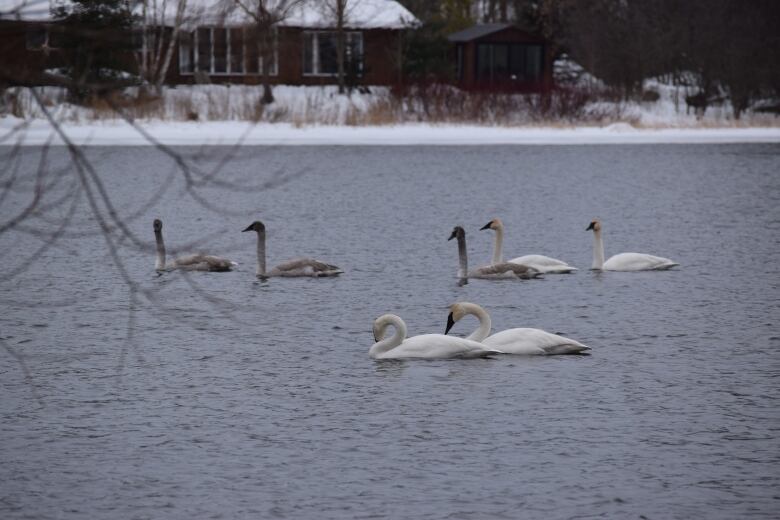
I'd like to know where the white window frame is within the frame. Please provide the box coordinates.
[179,26,278,76]
[303,31,363,77]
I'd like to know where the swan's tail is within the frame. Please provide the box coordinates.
[459,349,503,359]
[544,343,591,355]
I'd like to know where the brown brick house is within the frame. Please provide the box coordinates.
[0,0,419,87]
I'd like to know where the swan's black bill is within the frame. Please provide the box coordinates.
[480,222,492,230]
[447,230,457,241]
[242,224,253,232]
[445,312,455,335]
[586,222,595,231]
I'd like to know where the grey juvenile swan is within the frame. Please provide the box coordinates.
[448,226,541,280]
[242,220,343,278]
[153,219,236,272]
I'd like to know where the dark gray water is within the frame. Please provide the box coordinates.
[1,144,779,519]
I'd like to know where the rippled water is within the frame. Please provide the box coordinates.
[1,144,779,519]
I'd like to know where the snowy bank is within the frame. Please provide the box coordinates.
[3,118,779,146]
[4,84,780,128]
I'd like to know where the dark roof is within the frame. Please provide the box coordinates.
[447,23,514,42]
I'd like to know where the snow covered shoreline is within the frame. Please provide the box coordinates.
[2,118,779,146]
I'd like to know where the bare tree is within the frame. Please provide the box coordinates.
[230,0,305,104]
[137,0,189,97]
[319,0,355,94]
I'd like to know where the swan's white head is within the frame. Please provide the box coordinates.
[372,314,397,342]
[448,226,465,241]
[153,219,163,232]
[242,221,266,233]
[480,218,503,231]
[586,219,601,232]
[444,302,468,334]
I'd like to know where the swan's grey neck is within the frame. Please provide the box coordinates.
[592,228,605,270]
[492,223,504,264]
[255,229,267,277]
[370,314,406,358]
[462,303,492,342]
[456,232,468,279]
[154,229,166,270]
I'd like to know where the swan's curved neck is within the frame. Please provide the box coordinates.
[462,303,491,342]
[592,228,605,270]
[154,229,166,270]
[456,233,468,279]
[492,224,504,264]
[255,230,267,277]
[369,315,406,358]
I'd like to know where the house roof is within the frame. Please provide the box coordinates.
[0,0,51,21]
[447,23,515,42]
[0,0,420,29]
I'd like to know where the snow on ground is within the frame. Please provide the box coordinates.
[2,83,779,145]
[3,117,779,146]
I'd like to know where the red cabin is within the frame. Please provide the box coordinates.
[449,23,553,93]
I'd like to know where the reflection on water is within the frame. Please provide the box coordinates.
[1,144,779,519]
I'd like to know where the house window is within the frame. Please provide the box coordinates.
[476,43,543,83]
[456,44,463,80]
[179,27,277,76]
[303,31,363,76]
[26,25,57,50]
[179,31,193,73]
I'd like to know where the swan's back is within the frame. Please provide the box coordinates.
[603,252,679,271]
[471,262,541,280]
[270,258,343,277]
[172,254,236,272]
[509,254,577,274]
[483,328,590,355]
[378,334,499,360]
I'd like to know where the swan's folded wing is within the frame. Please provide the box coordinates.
[509,254,577,273]
[604,252,678,271]
[484,328,589,355]
[273,258,343,276]
[173,254,234,272]
[473,262,541,279]
[390,334,498,359]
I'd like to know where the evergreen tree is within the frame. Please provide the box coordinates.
[53,0,137,101]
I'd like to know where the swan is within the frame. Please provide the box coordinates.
[587,219,679,271]
[370,313,501,360]
[242,220,343,278]
[480,218,577,274]
[444,302,590,355]
[448,226,541,280]
[153,219,236,272]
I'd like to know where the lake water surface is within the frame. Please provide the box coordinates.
[1,144,779,519]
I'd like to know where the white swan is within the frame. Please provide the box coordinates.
[448,226,541,280]
[242,220,343,278]
[153,219,236,272]
[445,302,591,355]
[370,313,501,360]
[587,219,679,271]
[480,218,577,274]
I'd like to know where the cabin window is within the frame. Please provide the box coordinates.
[179,27,277,76]
[476,43,543,83]
[456,44,463,80]
[303,31,363,76]
[26,25,49,50]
